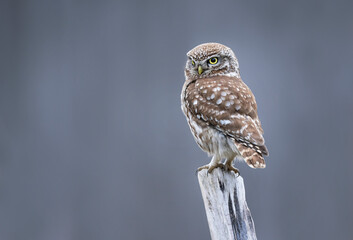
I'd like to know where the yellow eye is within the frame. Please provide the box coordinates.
[208,57,218,65]
[192,60,195,66]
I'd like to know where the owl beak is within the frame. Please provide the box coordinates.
[198,65,204,75]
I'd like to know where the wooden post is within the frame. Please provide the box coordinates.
[198,168,257,240]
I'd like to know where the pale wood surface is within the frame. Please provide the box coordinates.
[198,168,257,240]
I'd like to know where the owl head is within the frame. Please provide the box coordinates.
[185,43,240,80]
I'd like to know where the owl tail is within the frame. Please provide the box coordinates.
[234,141,266,169]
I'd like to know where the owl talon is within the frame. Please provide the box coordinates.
[196,163,225,175]
[207,163,225,174]
[196,164,208,174]
[225,164,240,176]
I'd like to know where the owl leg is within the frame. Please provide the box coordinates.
[225,156,240,176]
[197,155,223,174]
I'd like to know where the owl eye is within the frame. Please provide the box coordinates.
[208,57,218,65]
[191,60,195,66]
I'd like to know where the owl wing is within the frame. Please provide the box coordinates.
[184,76,268,156]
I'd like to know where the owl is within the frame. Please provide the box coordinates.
[181,43,268,174]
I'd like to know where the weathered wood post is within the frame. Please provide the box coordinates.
[198,168,257,240]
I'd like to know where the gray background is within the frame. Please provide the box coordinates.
[1,0,353,239]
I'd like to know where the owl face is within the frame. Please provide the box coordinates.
[185,43,240,80]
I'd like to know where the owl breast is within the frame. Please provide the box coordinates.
[181,89,238,160]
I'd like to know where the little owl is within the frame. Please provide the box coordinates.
[181,43,268,174]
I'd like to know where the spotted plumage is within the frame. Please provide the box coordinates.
[181,43,268,173]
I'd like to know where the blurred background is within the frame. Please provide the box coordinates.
[1,0,353,239]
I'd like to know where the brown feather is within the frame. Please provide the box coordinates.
[184,76,268,155]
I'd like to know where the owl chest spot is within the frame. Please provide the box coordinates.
[185,112,237,159]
